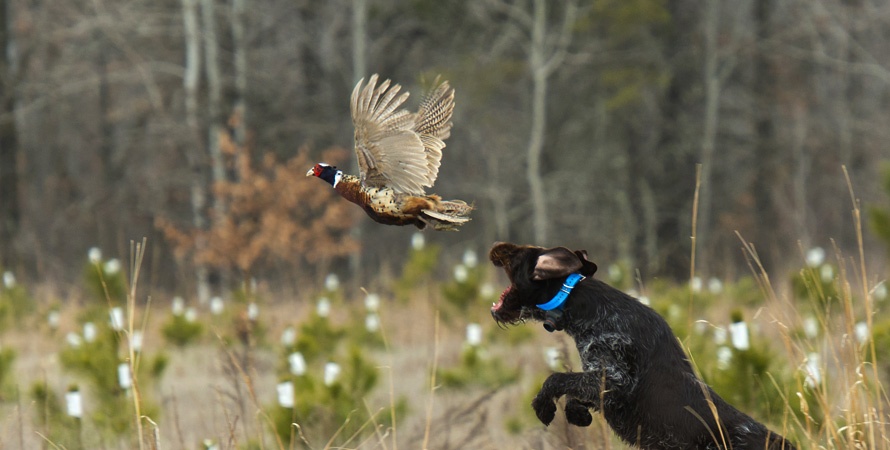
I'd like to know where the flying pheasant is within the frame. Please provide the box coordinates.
[307,74,473,231]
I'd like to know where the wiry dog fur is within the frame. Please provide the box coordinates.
[489,242,795,450]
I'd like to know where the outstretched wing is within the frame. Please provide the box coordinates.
[351,74,454,194]
[414,76,454,188]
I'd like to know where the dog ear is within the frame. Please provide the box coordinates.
[573,250,598,277]
[533,247,582,280]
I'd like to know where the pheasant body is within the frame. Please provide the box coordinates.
[312,168,471,231]
[307,74,473,231]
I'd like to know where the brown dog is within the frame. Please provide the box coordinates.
[489,242,794,450]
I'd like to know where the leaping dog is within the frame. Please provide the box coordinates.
[489,242,795,450]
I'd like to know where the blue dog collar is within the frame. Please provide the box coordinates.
[536,273,585,311]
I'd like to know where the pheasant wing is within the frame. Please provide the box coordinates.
[351,75,431,194]
[414,77,455,187]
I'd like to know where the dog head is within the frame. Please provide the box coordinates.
[489,242,597,326]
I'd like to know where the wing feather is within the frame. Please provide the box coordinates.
[350,74,455,194]
[414,78,454,186]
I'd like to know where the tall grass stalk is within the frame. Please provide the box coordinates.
[35,430,64,449]
[844,166,886,425]
[689,163,702,332]
[421,311,440,450]
[218,334,287,450]
[359,286,398,450]
[688,163,734,448]
[126,238,148,450]
[378,289,398,450]
[733,167,890,449]
[361,400,391,449]
[322,408,385,449]
[91,237,153,448]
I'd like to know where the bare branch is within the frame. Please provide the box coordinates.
[540,0,578,77]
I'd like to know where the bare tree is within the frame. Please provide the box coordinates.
[697,0,739,272]
[181,0,211,303]
[352,0,366,84]
[750,0,781,272]
[349,0,367,281]
[5,0,890,286]
[231,0,247,147]
[201,0,226,206]
[0,0,18,268]
[482,0,578,244]
[530,0,576,244]
[527,0,577,244]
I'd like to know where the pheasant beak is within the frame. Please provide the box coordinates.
[307,163,323,177]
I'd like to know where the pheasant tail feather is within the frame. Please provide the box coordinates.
[421,200,474,231]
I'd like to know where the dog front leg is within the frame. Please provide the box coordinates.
[532,372,603,426]
[564,397,594,427]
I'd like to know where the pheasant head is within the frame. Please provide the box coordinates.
[306,163,343,187]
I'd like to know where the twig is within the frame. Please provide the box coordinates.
[34,431,64,450]
[143,415,161,450]
[291,422,312,449]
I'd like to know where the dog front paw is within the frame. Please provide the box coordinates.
[532,392,557,426]
[564,398,593,427]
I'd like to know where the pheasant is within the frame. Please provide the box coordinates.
[307,74,473,231]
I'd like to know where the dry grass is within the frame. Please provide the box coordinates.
[2,169,889,449]
[2,258,888,449]
[0,270,618,449]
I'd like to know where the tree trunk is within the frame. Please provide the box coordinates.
[230,0,247,149]
[181,0,210,303]
[349,0,367,282]
[0,0,19,268]
[97,31,114,183]
[525,0,577,245]
[527,66,548,244]
[352,0,366,85]
[752,0,779,272]
[697,0,721,273]
[201,0,226,210]
[183,0,201,135]
[201,0,230,291]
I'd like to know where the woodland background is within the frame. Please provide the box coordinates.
[1,0,890,301]
[1,1,890,449]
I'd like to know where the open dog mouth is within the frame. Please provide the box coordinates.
[489,242,527,324]
[491,282,526,326]
[492,285,512,313]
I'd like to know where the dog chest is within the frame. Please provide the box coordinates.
[575,331,637,392]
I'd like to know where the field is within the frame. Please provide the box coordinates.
[0,231,889,450]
